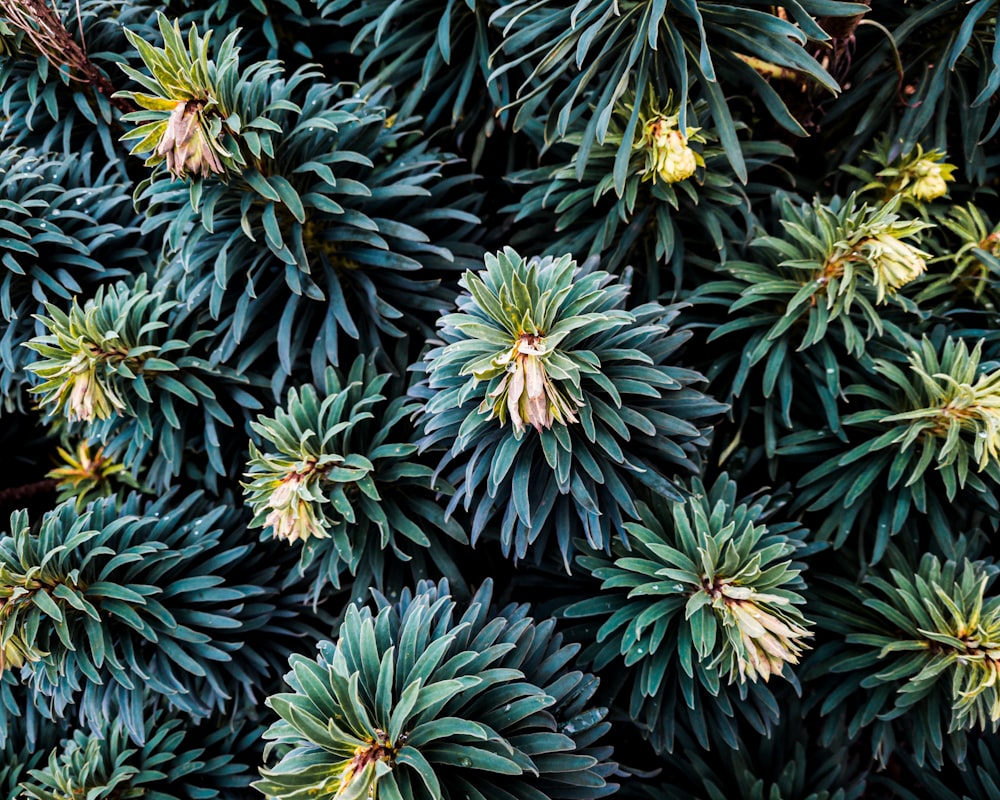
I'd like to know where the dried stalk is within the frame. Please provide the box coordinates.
[0,0,135,113]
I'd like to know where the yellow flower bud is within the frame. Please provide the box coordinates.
[646,119,699,184]
[866,233,928,302]
[911,161,949,202]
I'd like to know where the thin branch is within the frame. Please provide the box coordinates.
[0,0,136,114]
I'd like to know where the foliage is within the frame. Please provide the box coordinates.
[19,708,252,800]
[243,357,466,598]
[24,275,260,489]
[0,492,320,744]
[47,439,142,511]
[489,0,860,183]
[0,147,141,405]
[563,474,812,753]
[1,0,1000,796]
[418,247,724,565]
[257,579,617,800]
[804,543,1000,769]
[779,335,1000,558]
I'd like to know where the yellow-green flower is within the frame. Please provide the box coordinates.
[642,116,703,184]
[863,232,929,302]
[910,158,953,202]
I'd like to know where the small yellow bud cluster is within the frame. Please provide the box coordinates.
[643,117,701,185]
[337,730,397,796]
[482,334,582,435]
[910,159,951,202]
[863,233,929,302]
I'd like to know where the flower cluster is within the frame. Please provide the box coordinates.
[637,95,705,185]
[118,13,287,181]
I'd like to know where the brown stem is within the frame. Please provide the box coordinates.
[0,0,136,114]
[0,479,57,507]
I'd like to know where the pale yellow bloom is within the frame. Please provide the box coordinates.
[482,335,581,435]
[865,233,928,302]
[911,161,950,202]
[157,101,225,180]
[645,119,699,184]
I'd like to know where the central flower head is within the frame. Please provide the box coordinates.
[480,332,581,435]
[338,729,398,796]
[862,232,928,302]
[644,117,700,184]
[709,581,812,683]
[157,99,226,179]
[264,467,329,544]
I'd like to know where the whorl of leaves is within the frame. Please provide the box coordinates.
[24,275,260,489]
[805,543,1000,770]
[243,356,466,599]
[256,578,617,800]
[149,74,480,385]
[0,492,319,745]
[692,192,928,453]
[0,148,141,405]
[417,247,724,565]
[489,0,861,183]
[563,474,812,753]
[509,94,792,292]
[779,335,1000,559]
[18,708,248,800]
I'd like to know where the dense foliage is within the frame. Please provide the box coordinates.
[1,0,1000,797]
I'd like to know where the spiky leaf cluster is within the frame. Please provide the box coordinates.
[564,474,811,753]
[257,579,617,800]
[0,492,318,744]
[489,0,860,181]
[243,357,465,597]
[0,148,141,404]
[150,74,480,383]
[47,439,142,511]
[821,0,1000,183]
[118,12,290,181]
[693,192,929,452]
[24,275,258,488]
[510,93,791,286]
[19,708,247,800]
[807,545,1000,769]
[418,247,724,564]
[782,336,1000,556]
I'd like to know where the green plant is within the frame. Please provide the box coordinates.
[256,579,617,800]
[418,247,724,565]
[243,357,465,597]
[564,474,811,752]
